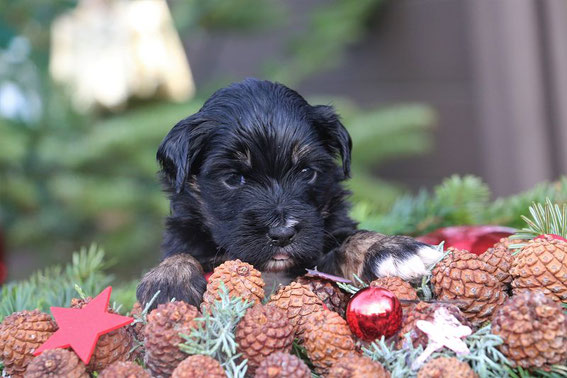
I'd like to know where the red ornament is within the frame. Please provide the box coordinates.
[416,225,516,255]
[34,287,133,364]
[346,287,402,341]
[535,234,567,243]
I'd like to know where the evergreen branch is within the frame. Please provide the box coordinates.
[179,283,252,378]
[291,341,318,376]
[337,274,367,295]
[460,325,512,378]
[0,244,111,321]
[364,325,514,377]
[509,365,567,378]
[74,284,87,300]
[357,176,567,238]
[514,199,567,240]
[362,335,425,377]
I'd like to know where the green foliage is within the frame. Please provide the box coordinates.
[513,199,567,240]
[171,0,286,33]
[179,284,252,378]
[461,326,512,378]
[509,365,567,378]
[268,0,384,85]
[356,175,567,236]
[344,103,436,211]
[363,326,513,378]
[363,336,426,377]
[0,244,112,321]
[291,341,318,377]
[0,100,201,276]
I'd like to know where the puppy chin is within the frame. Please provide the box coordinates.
[264,246,297,272]
[264,258,295,272]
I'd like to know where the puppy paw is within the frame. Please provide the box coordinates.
[136,254,207,310]
[361,235,443,282]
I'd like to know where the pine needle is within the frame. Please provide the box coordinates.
[337,274,367,294]
[363,325,513,377]
[179,283,252,378]
[1,244,111,321]
[514,199,567,240]
[362,335,425,377]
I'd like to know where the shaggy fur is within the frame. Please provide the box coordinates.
[137,79,440,308]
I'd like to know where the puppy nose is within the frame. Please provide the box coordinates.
[268,226,296,246]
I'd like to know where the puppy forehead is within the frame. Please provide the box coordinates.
[200,79,327,169]
[227,122,319,166]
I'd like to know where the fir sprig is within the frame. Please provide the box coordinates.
[179,284,252,378]
[364,326,513,377]
[513,199,567,240]
[460,325,512,378]
[291,341,319,377]
[363,335,425,377]
[510,365,567,378]
[0,244,111,321]
[356,176,567,237]
[336,274,368,294]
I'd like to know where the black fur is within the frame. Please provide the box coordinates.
[137,79,439,308]
[158,79,355,272]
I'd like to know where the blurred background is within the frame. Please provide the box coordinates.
[1,0,567,284]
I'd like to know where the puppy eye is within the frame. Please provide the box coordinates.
[222,173,246,189]
[300,167,317,184]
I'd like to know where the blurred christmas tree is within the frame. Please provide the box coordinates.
[0,0,437,279]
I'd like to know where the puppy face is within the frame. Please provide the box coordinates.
[157,79,352,274]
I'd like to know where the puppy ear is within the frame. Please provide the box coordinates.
[311,105,352,177]
[157,114,209,193]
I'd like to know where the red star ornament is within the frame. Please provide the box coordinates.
[34,286,133,364]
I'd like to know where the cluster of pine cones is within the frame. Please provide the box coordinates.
[1,234,566,377]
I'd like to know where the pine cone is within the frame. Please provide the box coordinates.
[127,302,145,361]
[143,301,200,377]
[370,276,419,310]
[303,309,356,375]
[171,355,226,378]
[98,361,150,378]
[254,352,311,378]
[431,251,507,325]
[25,349,88,378]
[71,297,133,372]
[510,236,567,303]
[296,275,349,317]
[268,282,325,341]
[129,301,145,343]
[397,302,471,349]
[417,357,476,378]
[202,259,265,310]
[492,236,528,253]
[328,353,390,378]
[235,304,293,372]
[491,291,567,369]
[436,248,468,270]
[0,309,57,377]
[479,247,513,286]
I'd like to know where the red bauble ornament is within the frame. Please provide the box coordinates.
[346,287,402,341]
[535,234,567,243]
[417,225,516,255]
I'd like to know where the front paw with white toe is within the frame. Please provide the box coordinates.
[361,235,442,282]
[335,230,442,282]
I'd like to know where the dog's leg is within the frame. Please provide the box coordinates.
[136,254,207,310]
[325,230,442,282]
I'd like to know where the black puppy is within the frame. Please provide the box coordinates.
[137,79,441,308]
